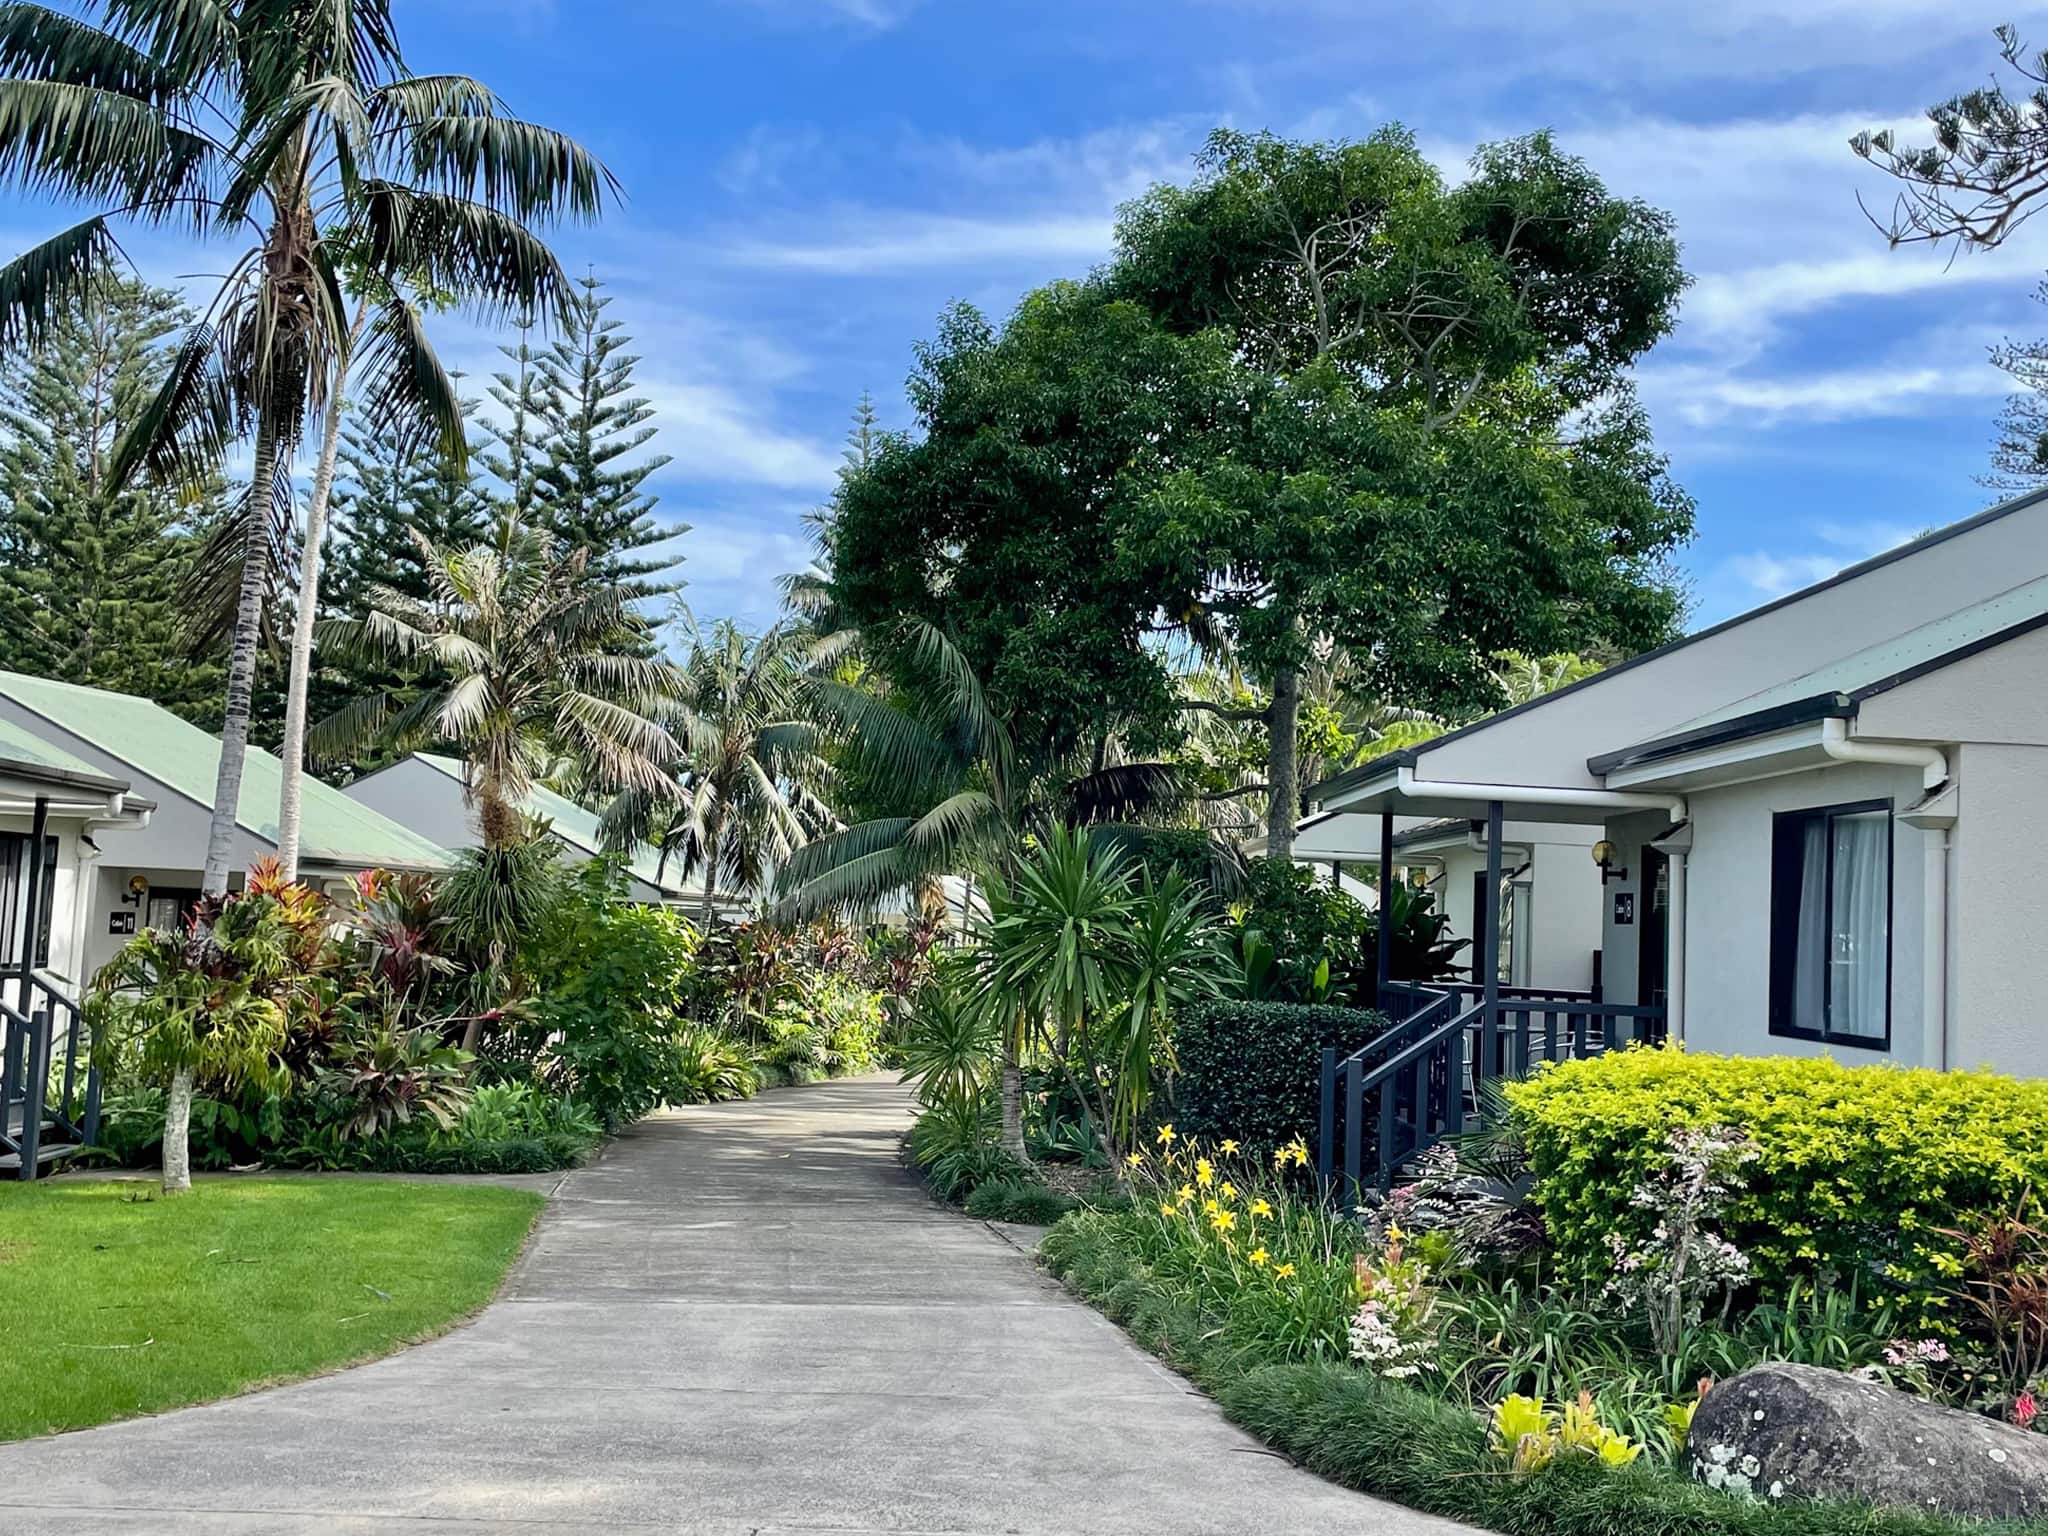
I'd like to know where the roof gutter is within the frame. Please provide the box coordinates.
[1395,765,1686,823]
[1818,718,1949,790]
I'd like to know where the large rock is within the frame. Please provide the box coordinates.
[1690,1361,2048,1520]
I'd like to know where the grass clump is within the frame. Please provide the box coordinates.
[0,1177,540,1441]
[964,1177,1076,1225]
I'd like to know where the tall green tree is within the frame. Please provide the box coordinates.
[1109,128,1694,854]
[535,273,678,597]
[824,285,1232,771]
[0,0,615,944]
[0,275,221,715]
[480,310,551,526]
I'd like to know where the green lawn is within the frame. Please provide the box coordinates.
[0,1176,542,1441]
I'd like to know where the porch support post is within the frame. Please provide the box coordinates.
[17,795,47,1016]
[1666,850,1687,1045]
[1375,809,1395,1012]
[1480,800,1503,1084]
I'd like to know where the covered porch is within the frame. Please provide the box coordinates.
[1304,759,1680,1194]
[0,745,146,1178]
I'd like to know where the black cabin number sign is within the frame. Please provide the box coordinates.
[1612,893,1635,927]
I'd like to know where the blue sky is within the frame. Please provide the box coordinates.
[28,0,2048,634]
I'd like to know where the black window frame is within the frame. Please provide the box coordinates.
[1768,797,1894,1051]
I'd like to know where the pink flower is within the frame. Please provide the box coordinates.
[2016,1392,2039,1431]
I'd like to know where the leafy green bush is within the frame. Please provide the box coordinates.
[1233,857,1372,1002]
[964,1177,1076,1225]
[1175,999,1386,1152]
[909,1090,1027,1201]
[671,1025,758,1104]
[1504,1048,2048,1320]
[525,887,702,1128]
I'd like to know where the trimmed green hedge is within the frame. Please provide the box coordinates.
[1176,1000,1386,1151]
[1042,1211,2027,1536]
[1503,1048,2048,1319]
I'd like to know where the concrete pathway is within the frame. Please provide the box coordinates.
[0,1074,1476,1534]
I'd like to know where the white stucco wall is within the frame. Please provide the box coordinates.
[1947,742,2048,1072]
[1670,761,1927,1066]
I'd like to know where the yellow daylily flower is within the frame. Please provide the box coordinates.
[1126,1151,1145,1169]
[1220,1181,1237,1202]
[1195,1158,1215,1188]
[1249,1198,1273,1219]
[1156,1124,1177,1146]
[1274,1262,1296,1279]
[1220,1139,1241,1155]
[1248,1246,1269,1267]
[1160,1202,1180,1218]
[1178,1184,1195,1203]
[1209,1209,1237,1233]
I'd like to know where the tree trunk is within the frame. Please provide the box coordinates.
[277,307,366,881]
[699,835,719,927]
[1000,1007,1027,1161]
[202,417,281,898]
[1265,665,1302,859]
[161,1066,193,1195]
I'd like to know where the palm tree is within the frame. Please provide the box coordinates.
[0,0,613,897]
[312,521,682,849]
[601,618,836,924]
[777,620,1186,1157]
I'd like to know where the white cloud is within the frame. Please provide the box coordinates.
[1643,357,2009,429]
[1724,519,1919,599]
[676,508,820,626]
[718,125,829,197]
[630,375,843,491]
[720,209,1116,276]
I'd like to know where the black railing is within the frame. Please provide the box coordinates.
[1318,981,1665,1198]
[1,976,97,1179]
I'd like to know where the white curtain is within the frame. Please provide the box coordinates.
[1828,811,1890,1041]
[1790,819,1828,1034]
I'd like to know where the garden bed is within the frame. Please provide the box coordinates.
[1042,1211,2035,1536]
[0,1177,541,1440]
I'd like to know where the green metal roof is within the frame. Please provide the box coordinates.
[415,753,684,896]
[0,714,129,792]
[0,671,453,871]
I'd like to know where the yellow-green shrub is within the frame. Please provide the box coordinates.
[1502,1048,2048,1319]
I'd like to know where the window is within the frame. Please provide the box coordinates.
[1769,800,1892,1048]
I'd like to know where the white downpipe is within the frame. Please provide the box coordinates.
[1922,828,1950,1070]
[1666,850,1688,1044]
[1394,766,1685,823]
[1818,718,1949,790]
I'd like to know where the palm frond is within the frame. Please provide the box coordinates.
[0,5,186,106]
[395,109,616,223]
[352,293,463,465]
[346,180,574,326]
[0,77,213,208]
[0,215,125,352]
[107,318,235,492]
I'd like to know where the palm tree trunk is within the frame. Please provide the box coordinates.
[180,412,281,1196]
[201,416,280,897]
[698,833,719,926]
[278,304,367,881]
[162,1068,193,1196]
[1265,664,1302,859]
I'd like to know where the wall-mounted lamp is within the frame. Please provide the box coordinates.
[120,873,148,908]
[1590,840,1629,886]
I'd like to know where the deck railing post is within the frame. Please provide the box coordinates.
[1343,1056,1364,1203]
[1478,800,1504,1089]
[18,1006,47,1178]
[1317,1045,1337,1189]
[15,796,46,1023]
